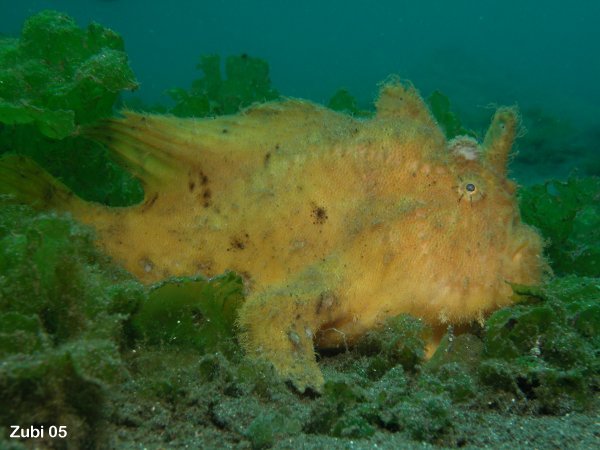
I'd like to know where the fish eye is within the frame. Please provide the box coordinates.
[456,175,485,203]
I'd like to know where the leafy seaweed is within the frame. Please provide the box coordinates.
[0,10,142,206]
[427,90,476,139]
[519,176,600,277]
[167,54,279,117]
[327,88,372,118]
[0,10,137,136]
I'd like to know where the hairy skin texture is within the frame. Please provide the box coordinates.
[0,82,546,392]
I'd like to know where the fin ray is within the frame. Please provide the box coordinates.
[0,155,83,211]
[85,102,355,193]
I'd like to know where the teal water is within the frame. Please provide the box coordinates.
[2,0,600,130]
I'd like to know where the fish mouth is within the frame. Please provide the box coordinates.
[506,228,547,284]
[511,241,529,262]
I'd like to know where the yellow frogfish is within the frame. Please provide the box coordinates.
[0,81,546,392]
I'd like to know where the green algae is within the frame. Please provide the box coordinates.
[427,90,476,139]
[354,314,431,375]
[167,54,279,118]
[0,10,142,206]
[132,272,244,357]
[327,88,372,118]
[0,10,137,136]
[479,276,599,413]
[0,203,252,448]
[519,176,600,277]
[0,203,142,448]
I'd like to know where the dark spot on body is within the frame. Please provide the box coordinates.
[201,188,212,207]
[229,238,245,251]
[228,233,250,251]
[196,260,214,277]
[188,181,195,192]
[141,193,159,212]
[311,205,328,225]
[222,128,228,134]
[200,172,209,185]
[264,152,271,166]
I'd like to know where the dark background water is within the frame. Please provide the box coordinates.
[2,1,600,133]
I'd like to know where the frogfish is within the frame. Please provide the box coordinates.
[0,81,546,392]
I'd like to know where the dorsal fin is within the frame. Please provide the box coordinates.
[375,79,438,129]
[81,101,356,207]
[84,101,355,197]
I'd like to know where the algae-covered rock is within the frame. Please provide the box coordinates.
[0,203,144,447]
[355,314,431,374]
[480,276,599,413]
[245,411,302,450]
[378,390,453,442]
[304,379,375,439]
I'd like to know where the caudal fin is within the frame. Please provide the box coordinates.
[0,154,82,210]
